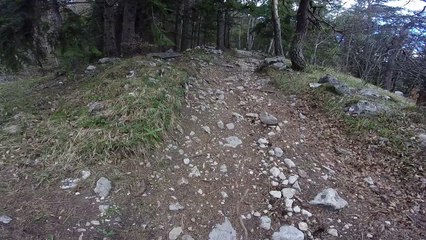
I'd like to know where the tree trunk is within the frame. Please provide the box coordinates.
[181,0,193,51]
[121,0,137,56]
[217,0,226,50]
[290,0,309,71]
[174,0,184,51]
[271,0,284,56]
[103,3,118,56]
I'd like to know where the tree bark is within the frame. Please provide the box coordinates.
[290,0,309,71]
[181,0,193,51]
[217,0,226,50]
[271,0,284,56]
[103,3,118,56]
[121,0,137,56]
[174,0,184,51]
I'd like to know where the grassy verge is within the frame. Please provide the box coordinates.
[268,66,423,152]
[0,56,187,173]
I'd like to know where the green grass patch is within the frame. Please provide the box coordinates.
[0,56,187,169]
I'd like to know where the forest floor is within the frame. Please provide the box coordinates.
[0,50,425,240]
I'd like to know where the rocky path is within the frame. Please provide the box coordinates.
[5,52,422,240]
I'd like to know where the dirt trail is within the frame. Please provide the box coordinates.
[1,52,424,240]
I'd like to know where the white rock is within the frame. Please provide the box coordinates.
[220,164,228,173]
[183,158,190,165]
[81,170,91,180]
[0,215,12,224]
[182,235,195,240]
[232,112,244,122]
[274,147,284,157]
[260,112,278,125]
[285,198,294,210]
[169,203,185,211]
[260,216,272,230]
[288,175,299,184]
[253,212,261,217]
[271,181,279,186]
[217,120,225,129]
[90,220,100,225]
[272,225,304,240]
[246,113,259,118]
[278,172,286,180]
[284,158,296,168]
[364,176,374,185]
[328,228,338,237]
[224,136,242,148]
[226,123,235,130]
[310,188,348,210]
[60,178,80,189]
[293,206,301,213]
[221,191,228,198]
[169,226,183,240]
[281,188,296,199]
[366,233,373,238]
[189,166,201,177]
[94,177,112,198]
[298,222,308,231]
[301,209,313,217]
[202,126,211,134]
[258,138,269,145]
[208,217,237,240]
[270,167,281,178]
[178,177,189,185]
[270,190,282,198]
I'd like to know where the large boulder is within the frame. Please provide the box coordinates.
[346,100,387,116]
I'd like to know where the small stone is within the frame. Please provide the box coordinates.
[224,136,242,148]
[189,166,201,177]
[258,138,269,145]
[297,169,308,178]
[364,176,374,185]
[298,222,308,231]
[270,167,281,178]
[226,123,235,130]
[271,181,279,187]
[366,233,373,238]
[284,158,296,168]
[86,65,96,71]
[281,188,296,199]
[220,164,228,173]
[182,235,195,240]
[94,177,112,198]
[260,216,272,230]
[221,191,228,198]
[184,158,190,165]
[80,170,91,180]
[246,113,259,118]
[90,220,100,225]
[169,203,185,211]
[274,147,284,157]
[99,205,109,216]
[288,175,299,184]
[301,209,313,217]
[60,178,80,189]
[0,215,12,224]
[178,177,189,185]
[310,188,348,210]
[202,126,211,134]
[270,190,282,198]
[232,112,244,122]
[217,120,225,129]
[260,112,279,125]
[272,225,304,240]
[278,172,286,180]
[208,217,237,240]
[169,226,183,240]
[285,198,294,210]
[253,212,261,217]
[88,101,104,114]
[328,228,338,237]
[293,206,301,213]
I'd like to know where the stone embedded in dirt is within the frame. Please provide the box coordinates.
[0,215,12,224]
[81,170,91,180]
[99,205,109,216]
[94,177,112,198]
[270,167,281,178]
[85,65,96,72]
[301,209,313,217]
[270,190,282,198]
[281,188,296,199]
[189,166,201,177]
[364,176,374,186]
[184,158,190,165]
[208,217,237,240]
[285,198,294,211]
[298,222,308,231]
[2,125,21,134]
[318,74,350,95]
[88,101,104,114]
[293,181,301,192]
[217,120,225,129]
[288,175,299,185]
[297,169,308,178]
[169,203,185,211]
[258,138,269,145]
[169,226,183,240]
[224,136,242,148]
[60,178,80,190]
[260,112,279,125]
[274,147,284,157]
[272,225,304,240]
[98,57,119,64]
[309,83,322,88]
[202,126,211,134]
[226,123,235,130]
[182,235,195,240]
[293,206,301,213]
[220,164,228,173]
[359,88,383,99]
[260,216,272,230]
[232,112,244,122]
[278,172,286,180]
[347,100,387,116]
[328,228,338,237]
[178,177,189,185]
[310,188,348,210]
[221,191,228,198]
[417,133,426,146]
[284,158,296,168]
